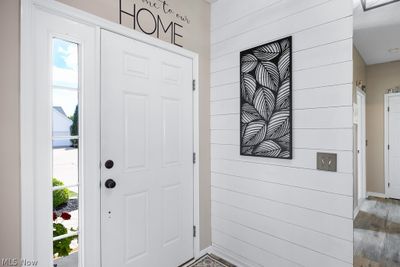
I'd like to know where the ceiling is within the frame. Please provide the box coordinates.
[353,0,400,65]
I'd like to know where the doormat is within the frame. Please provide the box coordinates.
[188,254,236,267]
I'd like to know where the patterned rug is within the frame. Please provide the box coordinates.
[188,254,235,267]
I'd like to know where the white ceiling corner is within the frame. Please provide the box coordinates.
[353,0,400,65]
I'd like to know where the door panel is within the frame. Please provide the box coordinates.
[101,30,194,267]
[388,95,400,199]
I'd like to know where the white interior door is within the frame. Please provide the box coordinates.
[100,30,194,267]
[387,94,400,199]
[357,90,366,205]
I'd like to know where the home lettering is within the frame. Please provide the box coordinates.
[120,2,184,47]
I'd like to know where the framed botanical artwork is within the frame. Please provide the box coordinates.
[240,36,292,159]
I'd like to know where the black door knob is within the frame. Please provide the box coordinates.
[105,160,114,169]
[105,179,116,189]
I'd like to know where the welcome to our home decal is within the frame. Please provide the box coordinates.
[120,0,191,47]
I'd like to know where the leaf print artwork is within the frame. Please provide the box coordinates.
[240,36,292,159]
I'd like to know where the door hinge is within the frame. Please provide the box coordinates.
[193,225,196,237]
[366,140,368,146]
[193,152,196,164]
[388,144,390,150]
[388,106,390,112]
[388,182,391,188]
[192,80,196,91]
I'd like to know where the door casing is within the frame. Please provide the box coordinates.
[356,89,366,207]
[20,0,200,265]
[384,92,400,198]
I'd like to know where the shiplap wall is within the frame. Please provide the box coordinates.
[210,0,353,266]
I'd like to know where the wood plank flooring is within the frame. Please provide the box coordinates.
[354,197,400,267]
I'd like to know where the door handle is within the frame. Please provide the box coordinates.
[105,179,116,189]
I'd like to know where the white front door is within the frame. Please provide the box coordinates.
[387,94,400,199]
[100,30,194,267]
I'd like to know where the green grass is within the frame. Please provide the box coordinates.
[68,190,78,198]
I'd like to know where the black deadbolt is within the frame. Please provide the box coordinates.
[105,160,114,169]
[105,179,116,189]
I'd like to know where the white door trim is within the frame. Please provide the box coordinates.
[20,0,200,264]
[356,88,366,204]
[384,92,400,198]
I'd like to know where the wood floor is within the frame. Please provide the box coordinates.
[354,197,400,267]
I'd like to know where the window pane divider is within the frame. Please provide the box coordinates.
[53,231,79,242]
[53,184,79,191]
[52,136,79,140]
[53,85,79,91]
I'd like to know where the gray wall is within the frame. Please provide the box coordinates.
[366,60,400,194]
[0,0,21,261]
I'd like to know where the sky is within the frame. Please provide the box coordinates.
[52,38,78,117]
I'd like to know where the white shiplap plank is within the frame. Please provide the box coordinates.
[211,0,281,31]
[210,107,353,129]
[212,218,352,267]
[211,61,352,89]
[293,84,352,109]
[211,160,352,196]
[211,83,352,109]
[211,1,352,59]
[212,231,299,267]
[211,173,353,218]
[211,144,353,173]
[211,187,353,241]
[211,128,353,151]
[212,202,353,263]
[294,61,352,90]
[211,34,352,74]
[211,0,328,44]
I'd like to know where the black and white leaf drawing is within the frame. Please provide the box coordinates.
[240,36,292,159]
[242,120,267,146]
[253,42,281,61]
[253,140,282,157]
[266,110,290,139]
[278,48,290,81]
[276,78,290,110]
[241,54,258,73]
[241,73,257,104]
[253,87,275,121]
[241,103,262,123]
[255,61,279,91]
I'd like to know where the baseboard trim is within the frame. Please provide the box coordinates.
[353,205,360,219]
[199,246,212,258]
[354,197,366,219]
[367,191,386,198]
[210,244,258,267]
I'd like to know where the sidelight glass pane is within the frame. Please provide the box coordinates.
[53,141,79,188]
[53,250,79,267]
[52,38,79,88]
[53,189,79,263]
[52,89,78,137]
[52,37,79,267]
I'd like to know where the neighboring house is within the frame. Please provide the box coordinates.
[53,106,72,147]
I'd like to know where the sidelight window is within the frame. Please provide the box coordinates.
[52,38,80,266]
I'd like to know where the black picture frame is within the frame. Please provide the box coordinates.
[239,36,293,159]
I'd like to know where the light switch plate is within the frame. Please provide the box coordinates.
[317,152,337,172]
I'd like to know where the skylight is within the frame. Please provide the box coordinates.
[361,0,400,11]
